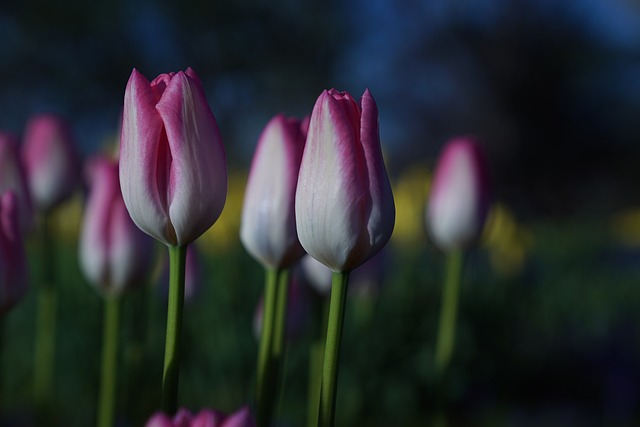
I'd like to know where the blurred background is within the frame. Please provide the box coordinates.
[2,0,640,426]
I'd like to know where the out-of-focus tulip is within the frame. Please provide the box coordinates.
[240,114,308,269]
[80,156,154,296]
[146,406,254,427]
[120,68,227,247]
[0,191,28,315]
[426,137,491,251]
[295,88,395,272]
[22,114,80,213]
[0,132,33,232]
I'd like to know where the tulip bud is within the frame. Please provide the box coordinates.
[240,114,308,269]
[426,137,491,251]
[79,156,154,296]
[146,406,254,427]
[22,114,80,213]
[295,89,395,272]
[0,191,28,315]
[0,133,33,232]
[120,68,227,246]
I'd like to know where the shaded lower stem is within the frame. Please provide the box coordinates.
[256,268,281,427]
[318,271,350,427]
[34,214,56,416]
[161,244,188,415]
[97,296,120,427]
[434,250,464,376]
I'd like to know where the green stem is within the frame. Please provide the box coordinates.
[34,214,56,415]
[256,269,279,427]
[97,296,120,427]
[272,270,289,360]
[307,297,329,427]
[318,271,350,427]
[434,250,464,376]
[161,244,188,415]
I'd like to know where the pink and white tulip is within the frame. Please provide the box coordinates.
[80,156,154,296]
[0,133,33,232]
[240,114,308,269]
[0,191,28,315]
[120,68,227,247]
[295,89,395,272]
[146,406,254,427]
[22,114,80,212]
[426,137,491,251]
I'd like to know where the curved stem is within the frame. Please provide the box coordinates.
[97,296,120,427]
[318,271,350,427]
[161,244,188,415]
[434,250,464,376]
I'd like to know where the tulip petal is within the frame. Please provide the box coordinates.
[120,69,173,244]
[221,406,254,427]
[156,71,227,245]
[296,90,370,271]
[360,89,395,255]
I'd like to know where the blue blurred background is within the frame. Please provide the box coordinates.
[3,0,640,217]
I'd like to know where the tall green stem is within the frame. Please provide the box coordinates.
[256,268,288,427]
[97,296,120,427]
[318,271,350,427]
[161,244,187,414]
[34,214,56,415]
[434,250,464,376]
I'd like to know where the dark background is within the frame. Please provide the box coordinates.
[2,0,640,219]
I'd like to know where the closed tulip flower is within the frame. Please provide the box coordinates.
[296,88,395,427]
[240,114,308,270]
[295,88,395,273]
[119,68,227,247]
[0,191,28,315]
[22,114,80,213]
[0,133,33,232]
[426,137,491,251]
[80,156,154,296]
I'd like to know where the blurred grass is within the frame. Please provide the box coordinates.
[2,215,640,426]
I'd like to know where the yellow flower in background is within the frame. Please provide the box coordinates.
[390,165,431,250]
[197,170,247,254]
[49,192,84,244]
[481,203,533,277]
[610,208,640,247]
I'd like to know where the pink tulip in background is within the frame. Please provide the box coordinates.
[79,156,154,296]
[22,114,80,213]
[240,114,308,270]
[119,68,227,247]
[0,132,32,232]
[426,137,491,251]
[146,406,255,427]
[295,88,395,272]
[0,191,28,315]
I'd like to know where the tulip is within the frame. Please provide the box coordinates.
[426,137,492,418]
[119,67,227,247]
[296,88,395,427]
[22,114,80,213]
[240,114,308,427]
[295,88,395,273]
[80,156,154,296]
[426,136,490,252]
[0,191,28,315]
[120,68,227,414]
[79,155,155,427]
[240,114,308,270]
[0,133,33,232]
[146,406,255,427]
